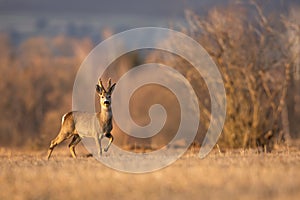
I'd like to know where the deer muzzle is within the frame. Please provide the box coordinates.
[104,100,110,106]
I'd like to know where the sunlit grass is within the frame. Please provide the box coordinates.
[1,147,300,200]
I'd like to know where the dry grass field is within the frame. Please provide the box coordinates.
[1,144,300,200]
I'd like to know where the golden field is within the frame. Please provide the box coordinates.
[1,145,300,200]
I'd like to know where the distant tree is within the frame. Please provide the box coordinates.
[0,34,92,148]
[147,1,297,151]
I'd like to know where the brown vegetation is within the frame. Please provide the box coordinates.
[0,2,299,152]
[0,34,92,147]
[0,1,300,200]
[1,147,300,200]
[147,2,300,150]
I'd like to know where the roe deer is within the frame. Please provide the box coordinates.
[47,78,116,159]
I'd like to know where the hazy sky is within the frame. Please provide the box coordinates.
[0,0,230,36]
[0,0,226,16]
[1,0,297,14]
[0,0,297,39]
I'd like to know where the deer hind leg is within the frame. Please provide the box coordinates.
[104,133,114,152]
[47,131,70,160]
[68,135,81,158]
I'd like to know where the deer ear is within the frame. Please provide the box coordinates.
[109,83,116,93]
[96,84,102,94]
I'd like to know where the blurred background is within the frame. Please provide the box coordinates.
[0,0,299,151]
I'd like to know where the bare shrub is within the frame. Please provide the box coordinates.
[148,2,297,150]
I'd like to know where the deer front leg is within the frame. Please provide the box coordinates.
[104,132,114,152]
[95,134,103,157]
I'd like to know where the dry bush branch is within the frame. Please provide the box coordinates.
[148,2,297,150]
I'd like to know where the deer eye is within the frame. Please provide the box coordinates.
[108,95,111,98]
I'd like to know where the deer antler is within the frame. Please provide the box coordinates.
[107,78,112,89]
[98,78,106,92]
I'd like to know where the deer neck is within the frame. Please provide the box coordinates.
[97,106,112,133]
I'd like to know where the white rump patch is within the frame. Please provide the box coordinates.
[61,113,68,125]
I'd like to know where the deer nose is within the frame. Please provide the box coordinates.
[104,100,110,105]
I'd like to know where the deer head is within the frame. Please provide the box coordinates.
[96,78,116,108]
